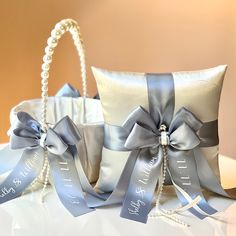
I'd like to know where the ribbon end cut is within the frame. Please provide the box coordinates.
[69,205,95,217]
[120,210,148,224]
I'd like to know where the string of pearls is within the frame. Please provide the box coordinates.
[149,128,190,227]
[39,151,50,203]
[30,19,88,200]
[41,18,87,130]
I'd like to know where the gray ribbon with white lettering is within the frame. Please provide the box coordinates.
[117,106,217,222]
[101,73,236,223]
[0,111,93,216]
[0,83,81,175]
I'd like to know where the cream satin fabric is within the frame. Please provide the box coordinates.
[93,65,227,192]
[9,97,104,183]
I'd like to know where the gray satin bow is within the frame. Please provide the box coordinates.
[10,112,72,155]
[120,106,219,223]
[0,112,93,216]
[0,83,81,182]
[123,106,201,152]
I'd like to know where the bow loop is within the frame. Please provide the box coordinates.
[43,128,68,155]
[10,112,42,150]
[15,112,42,132]
[124,123,159,150]
[10,127,40,149]
[10,112,81,156]
[53,116,81,145]
[169,123,201,150]
[122,106,159,133]
[169,107,203,133]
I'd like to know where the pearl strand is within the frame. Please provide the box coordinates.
[149,145,190,227]
[39,155,50,203]
[29,154,48,190]
[22,152,48,194]
[41,18,87,129]
[32,150,51,202]
[38,19,88,201]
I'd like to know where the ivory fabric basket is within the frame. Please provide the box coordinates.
[7,19,104,184]
[0,19,104,217]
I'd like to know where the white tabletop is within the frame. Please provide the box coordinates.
[0,187,235,236]
[0,144,236,236]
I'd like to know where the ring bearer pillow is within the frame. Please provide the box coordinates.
[92,65,226,192]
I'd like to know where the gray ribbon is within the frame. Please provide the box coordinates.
[56,83,81,97]
[63,72,236,223]
[0,83,81,176]
[55,83,100,99]
[118,106,218,222]
[100,73,236,223]
[0,111,94,216]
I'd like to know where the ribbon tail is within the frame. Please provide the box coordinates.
[85,149,140,207]
[120,147,163,223]
[48,148,94,217]
[0,147,44,203]
[168,148,217,219]
[74,151,108,201]
[194,147,236,199]
[0,144,23,175]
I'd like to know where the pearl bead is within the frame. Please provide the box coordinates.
[43,55,52,63]
[51,29,62,39]
[41,63,50,71]
[69,19,76,27]
[41,83,48,90]
[60,19,67,25]
[70,26,79,33]
[41,71,49,79]
[55,23,66,33]
[72,33,79,41]
[64,21,72,29]
[45,46,54,55]
[47,37,58,48]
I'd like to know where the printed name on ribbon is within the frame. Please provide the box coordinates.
[99,73,236,223]
[0,111,94,216]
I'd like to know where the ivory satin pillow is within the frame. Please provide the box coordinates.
[92,65,227,193]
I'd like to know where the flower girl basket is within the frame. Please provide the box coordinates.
[0,19,104,206]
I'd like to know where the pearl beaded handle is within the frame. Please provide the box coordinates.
[41,19,87,131]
